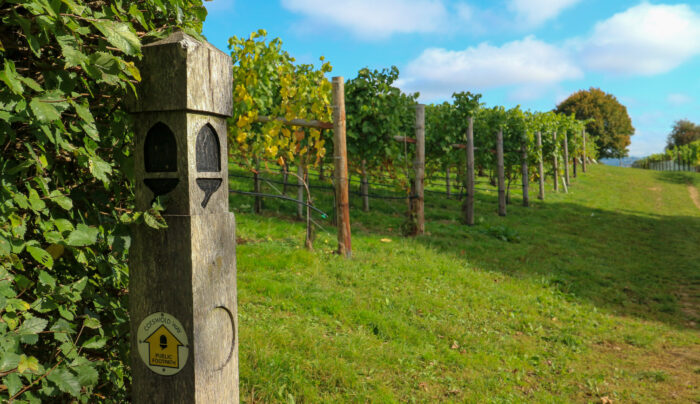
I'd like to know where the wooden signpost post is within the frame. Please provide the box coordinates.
[129,32,239,403]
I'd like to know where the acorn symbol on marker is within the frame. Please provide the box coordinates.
[160,335,167,349]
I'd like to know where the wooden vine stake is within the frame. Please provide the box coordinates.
[129,32,239,403]
[465,116,475,225]
[412,104,426,235]
[582,128,587,173]
[537,131,544,200]
[521,138,529,207]
[553,131,559,192]
[296,161,304,219]
[332,76,352,258]
[563,131,570,186]
[497,128,506,216]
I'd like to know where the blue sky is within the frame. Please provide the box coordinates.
[202,0,700,157]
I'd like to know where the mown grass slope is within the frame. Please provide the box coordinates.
[229,164,700,403]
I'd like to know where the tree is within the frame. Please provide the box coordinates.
[555,88,634,158]
[666,119,700,149]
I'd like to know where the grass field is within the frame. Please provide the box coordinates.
[228,164,700,403]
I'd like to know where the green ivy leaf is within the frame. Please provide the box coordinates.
[17,355,39,374]
[38,271,56,288]
[47,368,81,397]
[91,20,141,56]
[3,372,23,396]
[18,317,48,335]
[88,156,112,184]
[73,364,98,387]
[0,352,21,372]
[81,336,107,349]
[65,224,99,247]
[26,245,54,269]
[0,235,10,257]
[83,317,100,329]
[29,98,61,122]
[49,190,73,211]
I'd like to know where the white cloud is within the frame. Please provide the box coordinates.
[397,36,582,100]
[576,3,700,75]
[666,93,693,106]
[280,0,448,38]
[507,0,581,27]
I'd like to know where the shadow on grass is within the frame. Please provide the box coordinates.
[230,170,700,331]
[654,171,700,186]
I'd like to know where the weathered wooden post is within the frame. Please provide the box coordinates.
[521,138,529,207]
[413,104,426,235]
[361,160,369,212]
[563,131,570,186]
[465,117,475,225]
[445,166,451,198]
[552,131,559,192]
[253,159,262,213]
[582,128,587,173]
[497,128,506,216]
[296,161,304,219]
[537,131,544,200]
[333,77,352,258]
[129,32,238,403]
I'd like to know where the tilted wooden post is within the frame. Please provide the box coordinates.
[412,104,426,235]
[497,128,506,216]
[129,32,238,403]
[332,77,351,258]
[521,138,529,207]
[465,117,475,225]
[553,131,559,192]
[582,128,587,173]
[563,131,570,186]
[537,131,544,200]
[573,153,577,178]
[296,161,304,220]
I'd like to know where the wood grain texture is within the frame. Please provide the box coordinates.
[332,77,352,258]
[130,31,238,404]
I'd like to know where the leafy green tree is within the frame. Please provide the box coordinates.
[0,1,206,401]
[555,87,634,158]
[666,119,700,149]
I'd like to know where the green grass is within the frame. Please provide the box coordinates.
[229,164,700,403]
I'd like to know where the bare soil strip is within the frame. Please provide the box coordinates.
[688,184,700,210]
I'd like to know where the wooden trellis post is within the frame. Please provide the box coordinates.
[497,128,506,216]
[333,76,352,258]
[129,32,239,403]
[563,131,570,186]
[521,138,529,207]
[465,117,475,225]
[537,131,544,200]
[553,131,559,192]
[413,104,426,235]
[582,128,587,173]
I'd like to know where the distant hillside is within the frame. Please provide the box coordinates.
[600,156,641,167]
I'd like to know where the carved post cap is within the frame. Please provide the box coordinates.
[131,31,232,117]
